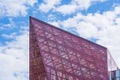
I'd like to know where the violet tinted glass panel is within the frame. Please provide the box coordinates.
[30,17,109,80]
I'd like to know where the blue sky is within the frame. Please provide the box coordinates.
[0,0,120,80]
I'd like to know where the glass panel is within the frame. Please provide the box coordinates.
[55,36,64,44]
[53,28,62,37]
[116,70,120,77]
[45,32,54,41]
[44,24,53,33]
[30,17,110,80]
[62,32,72,41]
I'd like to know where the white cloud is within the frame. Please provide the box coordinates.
[0,18,15,30]
[0,0,37,17]
[1,32,17,39]
[72,0,106,9]
[39,0,61,12]
[0,27,29,80]
[49,21,60,27]
[39,0,106,14]
[56,4,77,15]
[52,6,120,68]
[55,0,106,15]
[48,14,57,21]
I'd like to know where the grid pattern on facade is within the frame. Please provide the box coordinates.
[30,17,109,80]
[111,69,120,80]
[116,70,120,80]
[107,51,118,80]
[30,21,47,80]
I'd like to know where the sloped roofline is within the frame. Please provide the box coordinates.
[30,16,107,50]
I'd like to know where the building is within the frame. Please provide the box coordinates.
[110,69,120,80]
[30,16,119,80]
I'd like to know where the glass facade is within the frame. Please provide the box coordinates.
[111,69,120,80]
[30,17,115,80]
[107,51,118,80]
[116,69,120,80]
